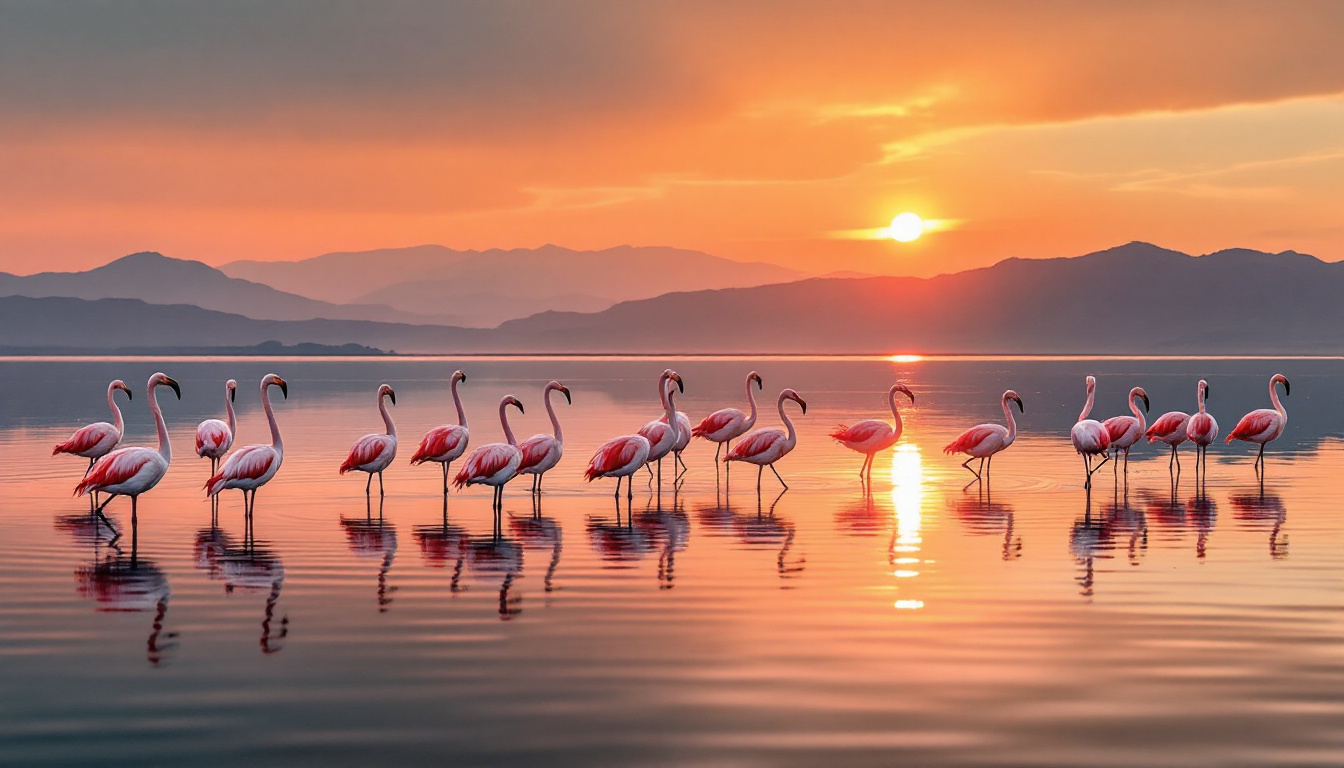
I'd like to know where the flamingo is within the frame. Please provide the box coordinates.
[75,372,182,528]
[409,370,470,494]
[725,388,807,493]
[1070,376,1111,490]
[1226,373,1290,475]
[1103,387,1150,475]
[637,369,685,488]
[659,387,693,477]
[453,395,526,512]
[517,381,572,495]
[195,379,237,476]
[585,433,653,501]
[692,371,763,464]
[1187,379,1218,480]
[340,384,398,496]
[944,389,1024,486]
[205,374,288,516]
[1146,406,1191,480]
[831,383,915,482]
[54,379,133,492]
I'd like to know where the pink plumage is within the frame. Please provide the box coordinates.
[453,443,520,488]
[943,425,997,455]
[411,426,466,464]
[54,425,119,457]
[75,450,156,496]
[340,435,393,474]
[585,435,649,480]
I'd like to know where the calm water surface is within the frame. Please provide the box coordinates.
[1,358,1342,767]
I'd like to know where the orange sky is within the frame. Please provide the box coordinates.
[2,1,1343,276]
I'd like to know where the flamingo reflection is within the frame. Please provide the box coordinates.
[695,490,804,583]
[413,497,470,593]
[509,513,563,593]
[1186,490,1218,560]
[951,488,1022,561]
[1230,489,1288,558]
[341,497,398,612]
[195,521,288,653]
[74,520,177,665]
[466,531,524,619]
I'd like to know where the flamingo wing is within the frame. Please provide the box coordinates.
[411,426,466,464]
[638,421,670,443]
[943,425,998,455]
[75,448,155,495]
[1227,410,1278,443]
[53,423,116,456]
[1102,416,1134,443]
[692,409,742,439]
[196,419,231,456]
[585,436,646,480]
[340,434,390,474]
[727,429,782,461]
[830,420,891,445]
[454,444,518,487]
[518,435,557,472]
[1146,412,1189,440]
[207,445,278,495]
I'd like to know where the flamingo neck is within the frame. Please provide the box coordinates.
[451,377,467,428]
[888,387,904,434]
[744,377,759,429]
[666,386,680,443]
[1129,392,1146,432]
[1270,380,1287,419]
[149,381,171,462]
[107,383,125,438]
[499,400,518,446]
[778,394,798,449]
[262,383,283,453]
[379,393,396,438]
[1079,385,1095,422]
[225,387,237,437]
[545,386,563,445]
[1002,396,1017,444]
[1197,386,1207,414]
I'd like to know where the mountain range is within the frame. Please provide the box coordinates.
[3,242,1340,355]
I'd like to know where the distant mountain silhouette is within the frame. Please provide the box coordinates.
[6,243,1342,354]
[220,244,805,327]
[0,252,459,325]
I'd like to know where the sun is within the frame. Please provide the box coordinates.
[888,212,923,243]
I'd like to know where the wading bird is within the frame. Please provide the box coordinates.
[692,371,763,466]
[1187,380,1218,480]
[340,384,398,497]
[410,370,470,494]
[1103,387,1149,475]
[660,390,692,477]
[637,370,685,489]
[518,381,572,495]
[1146,407,1191,479]
[725,388,807,493]
[585,432,652,501]
[1226,373,1290,475]
[453,395,526,512]
[1070,376,1111,490]
[944,389,1024,486]
[54,379,133,486]
[206,374,288,516]
[75,373,181,527]
[831,383,915,482]
[196,379,237,476]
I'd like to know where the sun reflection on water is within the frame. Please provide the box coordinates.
[888,444,926,608]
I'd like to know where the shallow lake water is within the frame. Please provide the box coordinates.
[1,357,1342,767]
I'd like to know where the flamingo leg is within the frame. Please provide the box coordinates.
[442,463,450,495]
[1256,443,1265,475]
[770,463,789,491]
[1082,454,1092,490]
[984,456,992,486]
[365,473,373,496]
[614,475,622,500]
[92,493,118,530]
[756,465,764,494]
[378,471,385,498]
[960,456,982,487]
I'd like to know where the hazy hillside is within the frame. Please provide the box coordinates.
[221,244,805,326]
[0,252,460,325]
[7,243,1343,355]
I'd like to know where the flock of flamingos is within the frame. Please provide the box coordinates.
[54,369,1291,528]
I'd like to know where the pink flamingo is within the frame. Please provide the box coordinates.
[340,384,398,496]
[585,433,653,501]
[409,370,470,494]
[659,386,693,476]
[637,369,685,488]
[944,389,1024,486]
[831,383,915,482]
[453,395,526,512]
[75,373,182,527]
[195,379,237,476]
[54,379,133,486]
[1070,376,1111,490]
[1226,373,1290,475]
[1187,379,1218,479]
[725,388,807,493]
[1103,387,1149,475]
[518,381,572,495]
[1146,405,1191,480]
[692,371,763,465]
[205,374,288,516]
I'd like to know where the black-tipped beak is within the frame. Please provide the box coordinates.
[389,391,397,406]
[562,387,572,405]
[516,401,525,414]
[124,387,133,401]
[1205,384,1211,400]
[1284,379,1291,396]
[166,378,182,400]
[1140,394,1150,412]
[752,374,763,389]
[798,398,808,414]
[278,379,289,399]
[230,387,236,403]
[675,376,685,394]
[1015,396,1024,413]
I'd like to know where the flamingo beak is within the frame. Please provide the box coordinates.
[562,387,572,405]
[165,377,182,400]
[389,390,397,406]
[516,399,525,414]
[1140,393,1150,412]
[278,378,289,399]
[798,396,808,414]
[1284,378,1291,396]
[1205,384,1211,400]
[230,387,236,403]
[673,374,685,393]
[119,383,132,400]
[752,373,763,389]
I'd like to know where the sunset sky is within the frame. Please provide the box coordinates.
[2,1,1343,277]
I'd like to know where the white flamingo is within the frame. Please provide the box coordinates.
[1070,376,1111,490]
[1187,379,1218,480]
[195,379,237,476]
[637,369,685,488]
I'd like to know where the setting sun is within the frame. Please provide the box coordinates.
[889,212,924,243]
